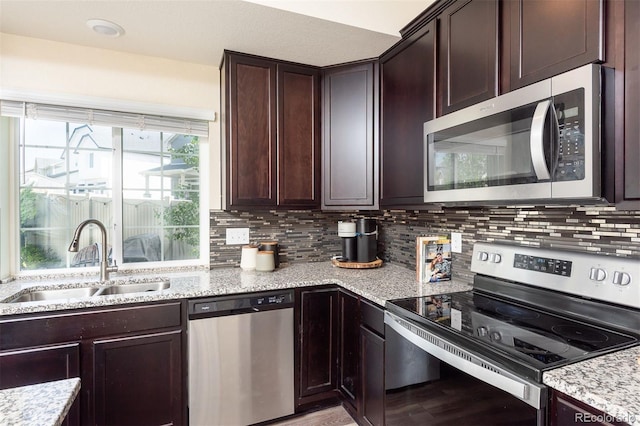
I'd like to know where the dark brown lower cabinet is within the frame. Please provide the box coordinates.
[92,330,183,426]
[359,300,385,426]
[338,291,360,410]
[0,343,81,426]
[359,326,385,426]
[295,287,386,424]
[295,287,339,409]
[550,389,630,426]
[0,301,185,426]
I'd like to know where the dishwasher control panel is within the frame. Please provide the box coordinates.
[253,294,289,306]
[188,290,294,318]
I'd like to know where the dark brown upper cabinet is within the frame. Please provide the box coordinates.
[221,51,320,209]
[437,0,498,116]
[322,61,379,210]
[277,64,322,207]
[506,0,604,91]
[602,0,640,208]
[380,20,436,208]
[623,0,640,204]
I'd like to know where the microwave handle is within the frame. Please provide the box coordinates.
[530,100,552,181]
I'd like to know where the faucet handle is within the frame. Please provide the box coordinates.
[108,259,118,272]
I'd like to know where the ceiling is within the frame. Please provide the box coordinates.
[0,0,435,67]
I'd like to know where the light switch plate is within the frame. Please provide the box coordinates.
[451,232,462,253]
[226,228,250,245]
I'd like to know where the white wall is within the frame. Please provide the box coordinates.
[0,33,223,211]
[0,33,219,114]
[0,117,11,280]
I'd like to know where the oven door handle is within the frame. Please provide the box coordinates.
[530,99,552,181]
[385,311,545,409]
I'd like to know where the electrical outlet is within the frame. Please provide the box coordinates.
[226,228,250,245]
[451,232,462,253]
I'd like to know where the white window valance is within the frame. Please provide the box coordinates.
[0,100,209,137]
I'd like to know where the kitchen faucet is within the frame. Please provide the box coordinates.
[68,219,118,281]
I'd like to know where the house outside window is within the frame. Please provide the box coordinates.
[2,101,209,275]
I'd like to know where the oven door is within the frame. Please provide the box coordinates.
[384,311,547,426]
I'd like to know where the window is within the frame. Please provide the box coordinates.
[2,101,209,274]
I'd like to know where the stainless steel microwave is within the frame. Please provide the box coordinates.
[424,64,602,204]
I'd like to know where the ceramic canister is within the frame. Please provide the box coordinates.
[255,250,275,272]
[240,245,258,270]
[259,241,279,268]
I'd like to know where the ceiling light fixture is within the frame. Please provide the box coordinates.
[86,19,125,37]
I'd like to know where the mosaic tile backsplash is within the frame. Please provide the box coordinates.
[210,206,640,285]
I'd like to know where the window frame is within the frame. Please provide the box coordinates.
[3,104,210,278]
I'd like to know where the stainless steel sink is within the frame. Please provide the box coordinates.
[98,281,171,295]
[5,280,171,303]
[9,287,101,302]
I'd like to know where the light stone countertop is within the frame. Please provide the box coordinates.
[543,346,640,426]
[0,378,80,426]
[0,261,473,315]
[4,261,639,424]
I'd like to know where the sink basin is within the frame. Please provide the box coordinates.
[5,280,171,303]
[99,281,171,295]
[9,287,101,303]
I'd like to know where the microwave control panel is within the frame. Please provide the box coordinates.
[554,89,585,182]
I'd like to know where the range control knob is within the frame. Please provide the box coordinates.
[589,267,607,282]
[612,271,632,286]
[489,253,502,263]
[490,331,502,342]
[477,252,489,261]
[477,326,488,337]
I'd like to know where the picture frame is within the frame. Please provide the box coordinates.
[416,236,452,283]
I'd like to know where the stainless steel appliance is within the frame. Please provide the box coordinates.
[188,291,295,425]
[385,243,639,425]
[424,64,604,204]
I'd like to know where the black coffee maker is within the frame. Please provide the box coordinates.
[356,218,377,263]
[338,218,378,263]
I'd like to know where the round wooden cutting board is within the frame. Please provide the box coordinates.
[331,258,383,269]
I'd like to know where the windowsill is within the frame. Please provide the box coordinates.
[4,263,210,284]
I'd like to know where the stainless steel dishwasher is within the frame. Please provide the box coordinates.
[188,290,295,426]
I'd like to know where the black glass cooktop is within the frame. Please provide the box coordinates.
[386,290,637,373]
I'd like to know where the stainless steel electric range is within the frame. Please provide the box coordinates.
[384,242,640,426]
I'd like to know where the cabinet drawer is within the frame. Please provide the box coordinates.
[0,301,183,350]
[360,299,384,336]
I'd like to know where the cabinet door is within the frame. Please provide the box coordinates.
[0,343,80,389]
[438,0,498,115]
[92,330,183,426]
[550,389,628,426]
[359,326,385,426]
[338,291,359,407]
[277,64,321,207]
[0,343,81,426]
[296,288,339,405]
[226,53,277,207]
[322,62,379,209]
[624,0,640,201]
[380,21,435,207]
[508,0,603,90]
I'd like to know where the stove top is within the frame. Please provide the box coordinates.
[386,290,637,377]
[386,243,640,383]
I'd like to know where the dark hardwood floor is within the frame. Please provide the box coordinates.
[269,405,357,426]
[386,364,537,426]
